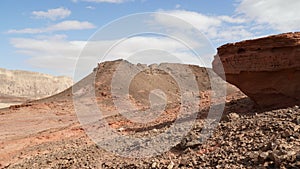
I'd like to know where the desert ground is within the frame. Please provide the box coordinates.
[1,33,300,168]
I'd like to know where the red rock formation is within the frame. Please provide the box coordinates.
[213,32,300,108]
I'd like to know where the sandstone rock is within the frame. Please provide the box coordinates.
[213,32,300,108]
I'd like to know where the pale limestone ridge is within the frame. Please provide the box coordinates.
[0,68,73,99]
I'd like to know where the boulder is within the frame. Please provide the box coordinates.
[213,32,300,108]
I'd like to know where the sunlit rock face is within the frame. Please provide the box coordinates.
[0,68,73,99]
[213,32,300,108]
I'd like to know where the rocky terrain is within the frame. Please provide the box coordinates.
[0,68,73,108]
[0,94,28,110]
[213,32,300,108]
[5,104,299,169]
[0,33,299,169]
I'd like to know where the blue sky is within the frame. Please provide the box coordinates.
[1,0,299,78]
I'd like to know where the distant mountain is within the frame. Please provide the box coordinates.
[0,68,73,100]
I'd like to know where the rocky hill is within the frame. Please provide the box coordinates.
[0,68,73,99]
[0,59,299,169]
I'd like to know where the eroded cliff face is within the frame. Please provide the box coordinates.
[213,32,300,108]
[0,68,73,99]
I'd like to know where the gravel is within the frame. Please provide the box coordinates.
[7,105,300,169]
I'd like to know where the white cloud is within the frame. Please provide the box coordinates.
[35,34,68,41]
[7,28,44,34]
[10,37,84,75]
[153,10,254,45]
[49,20,95,31]
[11,8,282,78]
[175,4,181,9]
[7,20,96,34]
[32,7,71,20]
[9,10,255,77]
[212,26,253,43]
[86,6,96,10]
[9,35,210,78]
[81,0,130,3]
[217,15,245,24]
[237,0,300,32]
[155,10,222,31]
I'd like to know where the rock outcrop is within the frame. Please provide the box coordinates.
[0,68,73,99]
[213,32,300,108]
